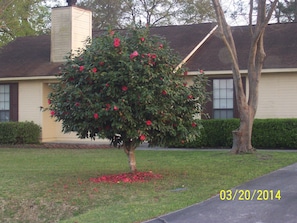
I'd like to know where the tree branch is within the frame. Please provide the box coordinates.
[247,0,278,114]
[249,0,253,34]
[212,0,248,117]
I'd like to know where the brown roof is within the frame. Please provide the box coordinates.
[187,22,297,71]
[1,22,297,79]
[0,35,61,78]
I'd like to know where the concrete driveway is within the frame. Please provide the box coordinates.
[142,162,297,223]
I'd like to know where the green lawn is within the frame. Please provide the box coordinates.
[0,148,297,223]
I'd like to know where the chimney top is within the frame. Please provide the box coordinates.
[67,0,77,6]
[50,6,92,63]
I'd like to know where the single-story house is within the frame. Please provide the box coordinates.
[0,5,297,142]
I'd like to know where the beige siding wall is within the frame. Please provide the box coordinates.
[202,71,297,119]
[54,125,109,143]
[17,80,81,142]
[41,83,86,142]
[42,83,57,142]
[18,81,43,125]
[256,73,297,118]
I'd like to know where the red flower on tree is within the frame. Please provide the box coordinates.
[94,113,99,119]
[150,53,157,59]
[92,67,97,73]
[140,37,145,42]
[130,51,139,60]
[191,122,197,127]
[162,90,167,95]
[50,110,55,116]
[121,85,128,91]
[79,66,84,72]
[146,120,152,126]
[99,61,105,66]
[139,134,146,141]
[68,77,74,82]
[113,105,119,111]
[113,38,120,47]
[75,102,80,107]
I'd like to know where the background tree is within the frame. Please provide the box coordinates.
[78,0,215,27]
[78,0,128,29]
[224,0,297,25]
[177,0,215,24]
[124,0,178,26]
[48,28,207,172]
[274,0,297,22]
[211,0,278,154]
[0,0,214,45]
[0,0,49,46]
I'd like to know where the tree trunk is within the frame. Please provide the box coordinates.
[212,0,278,154]
[231,111,255,154]
[124,145,137,173]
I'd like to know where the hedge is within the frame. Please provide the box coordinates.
[171,119,297,149]
[0,121,41,144]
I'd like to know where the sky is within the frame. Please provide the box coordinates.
[222,0,251,25]
[46,0,252,26]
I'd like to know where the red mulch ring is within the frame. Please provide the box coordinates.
[90,171,162,183]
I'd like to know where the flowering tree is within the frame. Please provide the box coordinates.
[48,28,207,172]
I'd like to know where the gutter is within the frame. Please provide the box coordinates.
[0,76,58,82]
[188,68,297,76]
[174,24,218,73]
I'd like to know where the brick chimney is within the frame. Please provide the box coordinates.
[50,5,92,63]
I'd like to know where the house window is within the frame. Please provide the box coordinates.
[213,79,233,119]
[0,84,10,122]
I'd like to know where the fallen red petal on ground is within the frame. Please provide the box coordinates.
[90,171,162,183]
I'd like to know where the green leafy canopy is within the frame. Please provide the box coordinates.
[48,27,207,148]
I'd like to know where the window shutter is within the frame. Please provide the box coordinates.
[203,78,213,119]
[10,83,18,121]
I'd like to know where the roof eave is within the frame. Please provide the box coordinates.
[189,68,297,76]
[0,76,58,82]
